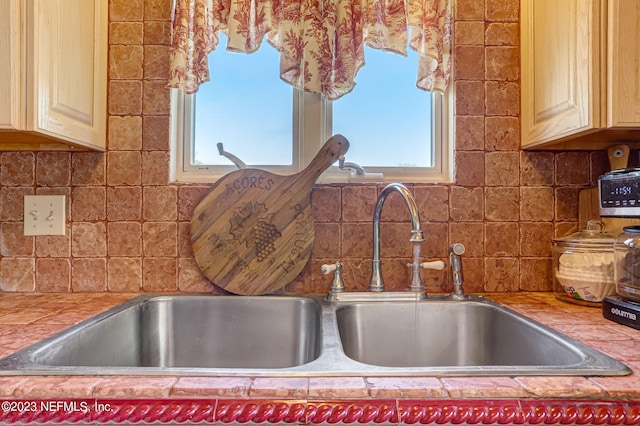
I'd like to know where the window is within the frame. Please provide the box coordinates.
[171,36,453,184]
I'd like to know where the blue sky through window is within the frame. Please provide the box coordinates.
[193,34,433,168]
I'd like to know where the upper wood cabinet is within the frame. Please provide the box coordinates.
[0,0,107,151]
[521,0,640,150]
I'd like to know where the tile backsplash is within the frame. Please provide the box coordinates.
[0,0,609,295]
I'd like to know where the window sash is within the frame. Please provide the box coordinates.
[170,87,453,184]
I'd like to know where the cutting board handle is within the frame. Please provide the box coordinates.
[608,144,630,171]
[297,134,349,187]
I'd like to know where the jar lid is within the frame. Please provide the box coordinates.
[622,226,640,233]
[554,220,616,247]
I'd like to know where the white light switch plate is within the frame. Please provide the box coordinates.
[23,195,66,236]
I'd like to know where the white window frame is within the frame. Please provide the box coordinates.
[170,78,454,184]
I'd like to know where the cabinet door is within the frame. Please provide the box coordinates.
[0,0,24,131]
[29,0,107,150]
[521,0,602,147]
[608,0,640,127]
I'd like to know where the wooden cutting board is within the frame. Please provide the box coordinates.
[191,134,349,295]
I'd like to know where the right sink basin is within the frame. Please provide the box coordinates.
[336,296,631,376]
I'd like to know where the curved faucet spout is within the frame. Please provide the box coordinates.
[369,183,425,293]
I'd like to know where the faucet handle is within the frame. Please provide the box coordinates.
[322,261,345,300]
[418,260,446,270]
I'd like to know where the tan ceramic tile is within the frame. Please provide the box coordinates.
[145,0,172,21]
[555,151,590,186]
[142,258,177,291]
[455,0,484,20]
[312,223,340,259]
[71,152,106,186]
[485,22,519,46]
[455,151,485,186]
[514,376,606,398]
[72,258,107,292]
[520,187,554,221]
[14,377,102,398]
[108,222,142,256]
[108,258,143,292]
[177,222,193,257]
[1,222,34,256]
[107,151,142,186]
[484,257,519,292]
[93,377,177,398]
[555,187,581,222]
[455,116,485,150]
[311,186,341,223]
[142,151,170,185]
[142,115,171,151]
[178,258,212,292]
[520,151,554,186]
[455,80,485,116]
[109,45,144,80]
[485,151,519,186]
[485,81,519,116]
[520,222,553,257]
[143,186,177,221]
[107,186,142,221]
[177,186,208,220]
[109,0,143,21]
[341,186,377,222]
[108,115,143,151]
[308,377,368,399]
[441,377,530,398]
[485,46,519,81]
[143,80,170,115]
[367,377,448,398]
[0,258,35,292]
[588,361,640,399]
[519,258,552,291]
[143,222,177,256]
[485,187,519,222]
[422,223,448,258]
[0,308,56,325]
[486,0,519,22]
[454,21,485,45]
[484,222,518,256]
[449,222,484,257]
[35,258,70,292]
[35,152,70,187]
[341,223,372,258]
[110,22,144,45]
[1,187,33,221]
[449,187,483,221]
[171,377,252,397]
[72,222,107,257]
[144,21,172,45]
[0,377,30,397]
[0,152,34,186]
[144,45,170,80]
[414,186,449,222]
[108,80,143,115]
[485,116,519,151]
[71,187,106,221]
[249,378,309,398]
[455,46,485,80]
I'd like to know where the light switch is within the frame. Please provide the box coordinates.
[23,195,66,236]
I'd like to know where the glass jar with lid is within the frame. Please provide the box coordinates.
[552,220,616,306]
[614,226,640,302]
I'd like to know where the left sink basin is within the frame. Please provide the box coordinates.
[0,295,322,373]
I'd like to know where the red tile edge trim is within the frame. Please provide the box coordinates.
[1,399,639,424]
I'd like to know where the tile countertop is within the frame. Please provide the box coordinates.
[0,292,640,425]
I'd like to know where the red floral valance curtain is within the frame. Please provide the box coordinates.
[167,0,451,100]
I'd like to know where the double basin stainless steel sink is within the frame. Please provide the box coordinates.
[0,293,631,376]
